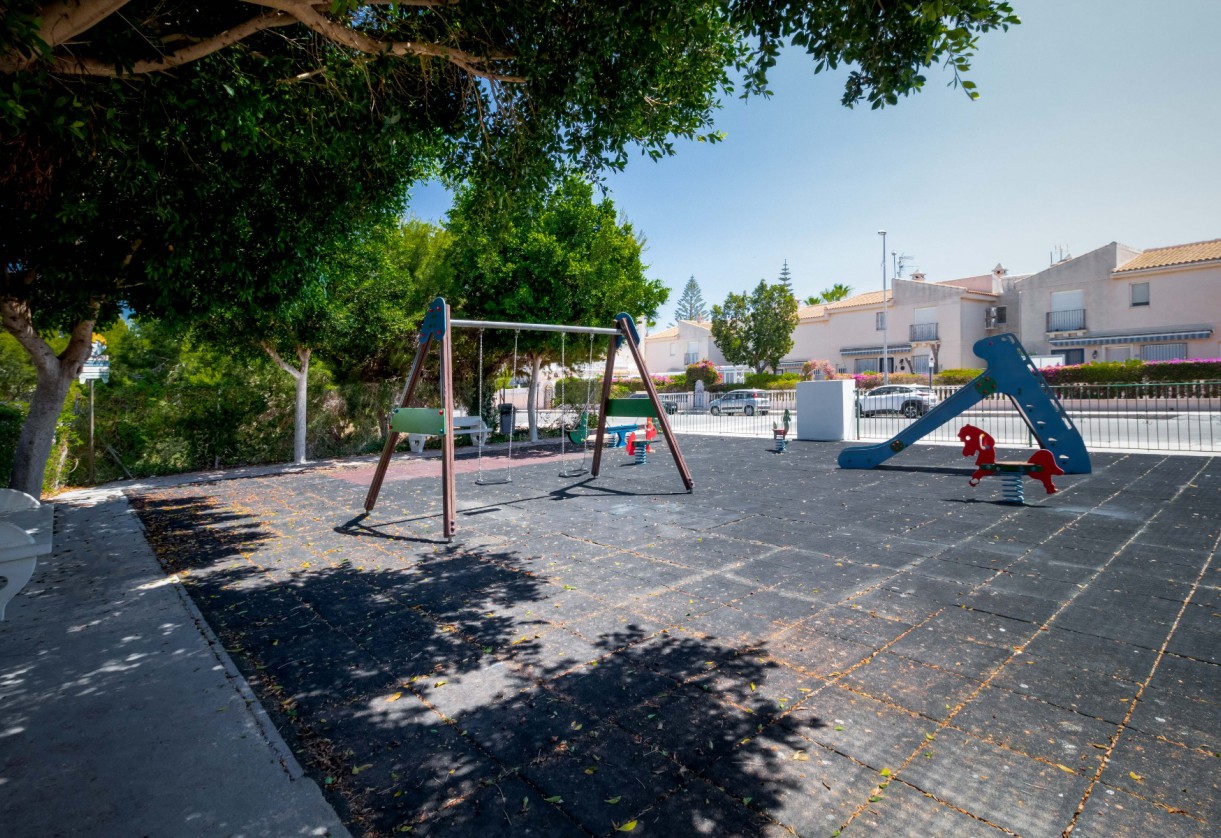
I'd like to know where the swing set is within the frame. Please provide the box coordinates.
[363,297,694,539]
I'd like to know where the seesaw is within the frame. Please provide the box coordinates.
[838,333,1091,474]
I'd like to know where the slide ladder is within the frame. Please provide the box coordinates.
[837,333,1091,474]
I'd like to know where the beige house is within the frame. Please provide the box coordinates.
[639,319,727,376]
[779,236,1219,375]
[998,239,1221,364]
[784,266,1016,375]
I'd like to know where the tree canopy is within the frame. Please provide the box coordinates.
[805,283,854,305]
[711,280,799,373]
[676,276,708,322]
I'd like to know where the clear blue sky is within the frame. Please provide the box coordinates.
[408,0,1221,325]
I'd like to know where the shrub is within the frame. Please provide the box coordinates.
[0,402,23,482]
[1039,359,1143,386]
[1140,358,1221,382]
[801,359,836,380]
[744,371,802,390]
[854,372,927,390]
[934,368,983,386]
[686,359,722,387]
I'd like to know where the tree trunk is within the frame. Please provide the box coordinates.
[526,354,541,442]
[1,299,95,498]
[264,343,310,464]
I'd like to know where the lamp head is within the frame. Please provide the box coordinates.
[878,230,886,236]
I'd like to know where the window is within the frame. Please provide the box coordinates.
[876,312,887,330]
[1130,282,1150,307]
[854,358,879,374]
[1062,348,1085,365]
[877,356,895,373]
[1141,343,1187,361]
[669,343,676,355]
[1105,345,1132,362]
[912,355,931,374]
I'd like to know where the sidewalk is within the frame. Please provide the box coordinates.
[0,486,349,837]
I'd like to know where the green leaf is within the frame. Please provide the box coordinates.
[544,795,563,804]
[605,796,622,804]
[616,821,638,832]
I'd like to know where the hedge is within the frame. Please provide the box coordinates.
[1039,358,1221,385]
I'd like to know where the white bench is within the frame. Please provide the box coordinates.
[0,489,54,620]
[407,415,491,453]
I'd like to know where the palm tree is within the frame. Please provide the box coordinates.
[803,283,852,306]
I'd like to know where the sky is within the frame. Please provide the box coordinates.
[407,0,1221,326]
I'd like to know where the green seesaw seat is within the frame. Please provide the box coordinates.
[568,398,662,448]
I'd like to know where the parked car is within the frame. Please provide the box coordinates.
[856,384,939,418]
[708,389,771,416]
[627,391,678,414]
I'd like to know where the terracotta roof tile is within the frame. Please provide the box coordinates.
[797,304,827,319]
[645,325,679,340]
[1115,238,1221,273]
[824,289,891,310]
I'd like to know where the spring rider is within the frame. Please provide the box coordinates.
[773,409,792,452]
[625,418,658,464]
[958,424,1063,504]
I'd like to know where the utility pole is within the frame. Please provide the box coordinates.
[878,230,889,384]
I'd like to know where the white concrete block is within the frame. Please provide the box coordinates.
[796,380,855,441]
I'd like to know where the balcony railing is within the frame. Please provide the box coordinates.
[909,322,939,342]
[1047,309,1086,332]
[683,352,700,365]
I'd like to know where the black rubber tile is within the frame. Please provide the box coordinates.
[921,606,1032,649]
[901,727,1091,837]
[1100,729,1221,823]
[520,725,683,835]
[770,623,877,678]
[951,685,1117,770]
[887,630,1012,682]
[845,779,1011,837]
[960,589,1062,623]
[985,570,1085,601]
[730,588,827,626]
[673,574,760,607]
[840,651,982,721]
[625,588,720,625]
[1022,626,1157,683]
[991,654,1140,724]
[910,557,1000,586]
[1148,654,1221,706]
[780,681,936,770]
[808,604,915,647]
[681,604,783,646]
[1128,688,1221,753]
[1054,603,1177,649]
[453,687,598,769]
[848,587,948,625]
[705,741,877,837]
[411,773,585,837]
[631,775,793,837]
[1074,785,1212,838]
[545,658,679,719]
[616,683,757,769]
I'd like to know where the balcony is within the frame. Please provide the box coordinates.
[683,352,700,365]
[909,322,939,342]
[1046,309,1086,332]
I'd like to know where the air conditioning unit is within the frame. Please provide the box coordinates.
[985,305,1007,329]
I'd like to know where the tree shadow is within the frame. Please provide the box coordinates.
[130,485,845,837]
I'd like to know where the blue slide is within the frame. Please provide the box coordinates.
[837,333,1091,474]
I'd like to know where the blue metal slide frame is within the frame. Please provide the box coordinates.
[837,333,1092,474]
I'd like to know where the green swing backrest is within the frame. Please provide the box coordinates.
[390,407,446,435]
[605,398,661,419]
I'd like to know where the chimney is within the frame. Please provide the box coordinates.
[911,271,926,282]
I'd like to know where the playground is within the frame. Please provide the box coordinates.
[76,434,1220,837]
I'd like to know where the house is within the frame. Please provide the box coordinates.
[639,319,728,376]
[784,266,1020,375]
[773,236,1219,375]
[996,239,1221,364]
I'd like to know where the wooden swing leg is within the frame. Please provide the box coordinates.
[365,334,434,512]
[590,334,618,477]
[619,320,694,491]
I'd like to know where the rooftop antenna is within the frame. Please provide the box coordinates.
[892,251,915,278]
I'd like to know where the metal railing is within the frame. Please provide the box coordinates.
[500,382,1220,455]
[854,381,1220,453]
[684,352,700,365]
[1046,309,1086,332]
[909,322,939,342]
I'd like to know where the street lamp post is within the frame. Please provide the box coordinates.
[878,230,888,384]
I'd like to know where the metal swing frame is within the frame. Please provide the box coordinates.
[363,297,694,539]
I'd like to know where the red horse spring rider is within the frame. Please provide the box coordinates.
[958,424,1064,503]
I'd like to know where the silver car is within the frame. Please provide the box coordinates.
[856,384,938,418]
[709,389,771,416]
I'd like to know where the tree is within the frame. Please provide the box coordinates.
[446,175,667,440]
[804,283,854,306]
[675,276,708,322]
[778,260,794,297]
[2,1,1019,494]
[711,280,799,373]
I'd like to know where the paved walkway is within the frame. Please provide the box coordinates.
[0,487,348,837]
[3,438,1218,837]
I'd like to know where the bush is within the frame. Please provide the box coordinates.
[1038,358,1221,386]
[934,368,983,386]
[744,371,802,390]
[0,402,23,483]
[1136,358,1221,382]
[854,372,928,390]
[686,360,722,387]
[801,359,836,380]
